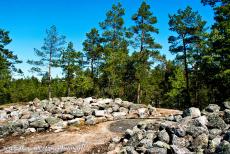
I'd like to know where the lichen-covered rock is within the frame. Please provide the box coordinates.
[192,133,209,151]
[172,134,192,148]
[50,120,67,132]
[209,129,222,140]
[45,117,61,125]
[146,147,167,154]
[207,113,227,130]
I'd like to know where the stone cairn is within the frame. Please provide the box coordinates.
[0,97,159,138]
[107,102,230,154]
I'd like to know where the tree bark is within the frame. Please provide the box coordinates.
[48,50,52,99]
[182,37,191,107]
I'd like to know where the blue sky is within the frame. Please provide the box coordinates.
[1,0,214,78]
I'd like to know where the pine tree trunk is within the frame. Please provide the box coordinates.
[48,48,52,99]
[137,82,141,104]
[182,37,190,107]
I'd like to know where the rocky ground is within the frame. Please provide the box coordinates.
[0,97,180,153]
[107,102,230,154]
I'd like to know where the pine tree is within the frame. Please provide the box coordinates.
[28,25,66,99]
[130,1,162,104]
[83,28,102,87]
[99,2,129,98]
[61,42,82,96]
[201,0,230,103]
[168,6,207,107]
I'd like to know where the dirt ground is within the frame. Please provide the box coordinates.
[0,108,181,154]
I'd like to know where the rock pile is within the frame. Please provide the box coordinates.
[0,97,159,138]
[108,102,230,154]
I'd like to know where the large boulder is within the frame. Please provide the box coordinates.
[45,117,62,125]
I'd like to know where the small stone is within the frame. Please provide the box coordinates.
[209,129,222,140]
[146,147,167,154]
[85,115,96,125]
[224,101,230,109]
[183,107,201,118]
[153,141,170,149]
[71,109,84,117]
[192,133,208,150]
[26,127,36,133]
[158,129,170,143]
[171,145,192,154]
[68,118,85,125]
[112,112,126,120]
[30,119,49,128]
[205,104,220,113]
[94,110,106,117]
[138,108,149,118]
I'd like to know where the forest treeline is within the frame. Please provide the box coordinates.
[0,0,229,109]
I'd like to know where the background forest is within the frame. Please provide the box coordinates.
[0,0,229,109]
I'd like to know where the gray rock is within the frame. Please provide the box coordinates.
[223,131,230,142]
[50,120,67,131]
[195,116,208,127]
[146,147,167,154]
[224,109,230,124]
[158,129,170,143]
[0,110,8,121]
[0,125,9,138]
[171,145,192,154]
[30,119,49,128]
[45,117,61,125]
[85,115,96,125]
[207,113,227,130]
[125,146,138,154]
[114,98,122,105]
[153,141,170,149]
[138,108,149,118]
[119,107,129,114]
[120,101,132,109]
[172,134,192,148]
[112,104,120,112]
[60,114,74,120]
[186,125,209,138]
[216,141,230,154]
[94,110,106,117]
[224,101,230,109]
[205,104,220,113]
[26,127,36,133]
[209,129,222,140]
[139,138,153,148]
[112,112,126,120]
[10,111,21,120]
[81,105,92,116]
[209,136,221,153]
[174,126,186,137]
[68,118,84,125]
[174,115,183,122]
[84,97,93,104]
[71,109,84,117]
[125,129,134,137]
[183,107,201,118]
[192,133,208,151]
